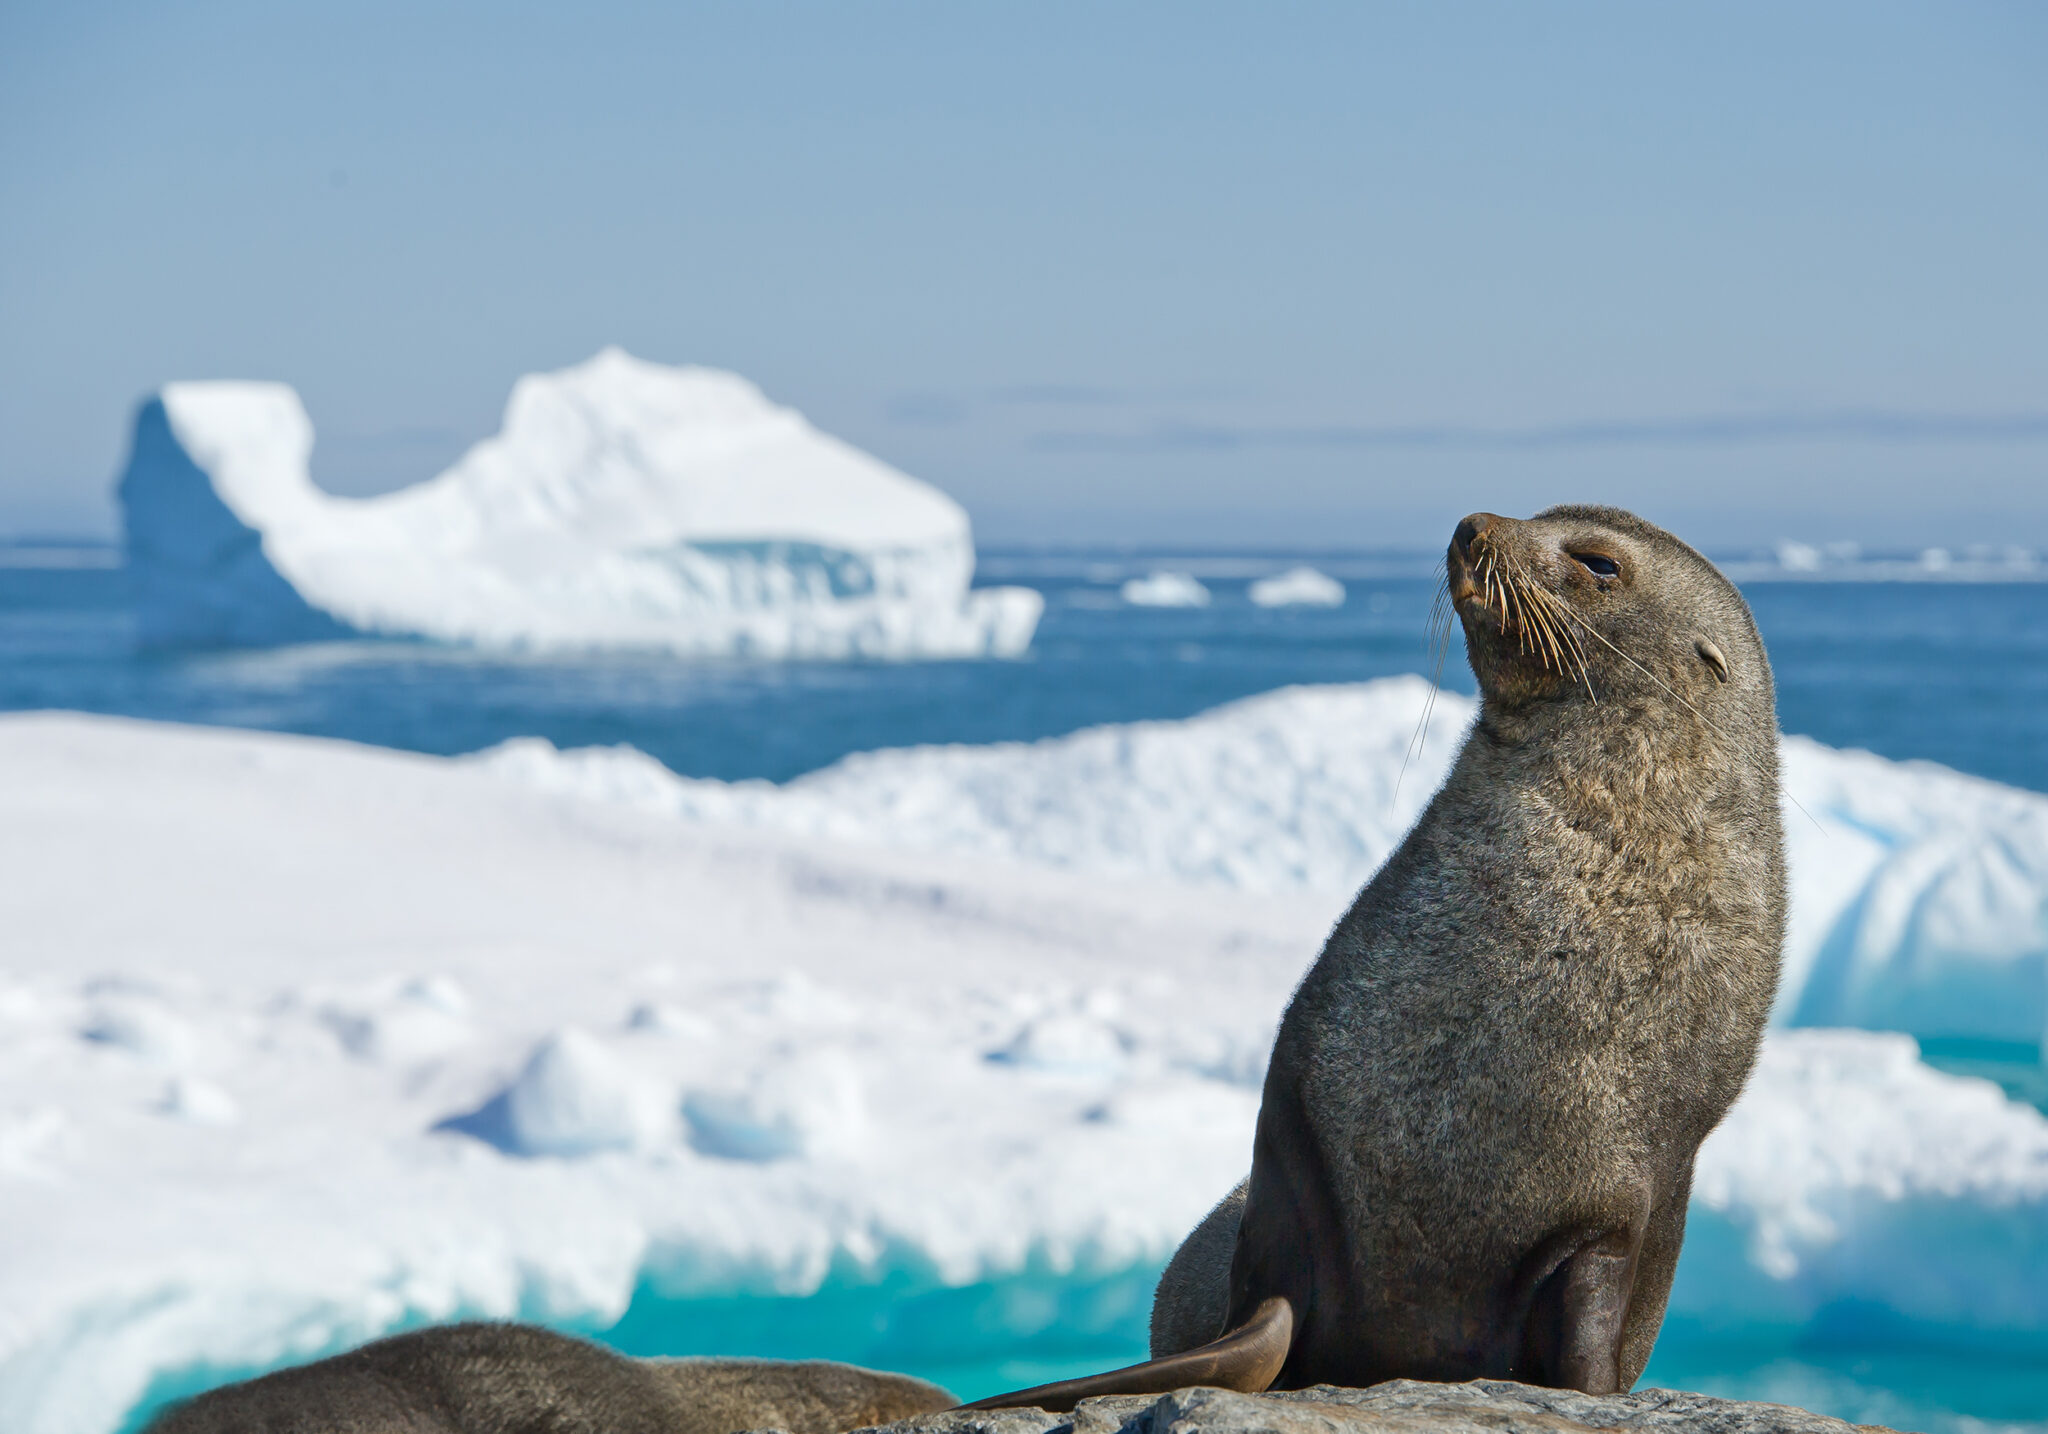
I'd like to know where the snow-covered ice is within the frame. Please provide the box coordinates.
[1777,737,2048,1042]
[0,713,1301,1434]
[1682,1029,2048,1338]
[479,678,2048,1044]
[1120,572,1211,607]
[117,348,1041,658]
[1248,566,1345,607]
[5,691,2048,1432]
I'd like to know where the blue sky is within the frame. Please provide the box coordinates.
[2,1,2043,548]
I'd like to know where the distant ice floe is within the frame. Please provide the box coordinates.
[1247,566,1345,607]
[481,676,2048,1045]
[116,348,1041,658]
[1120,571,1211,607]
[1722,538,2041,583]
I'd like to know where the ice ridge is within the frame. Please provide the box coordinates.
[479,677,2048,1044]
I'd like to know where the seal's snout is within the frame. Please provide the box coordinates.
[1448,512,1504,607]
[1453,512,1500,559]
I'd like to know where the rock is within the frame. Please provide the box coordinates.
[848,1381,1899,1434]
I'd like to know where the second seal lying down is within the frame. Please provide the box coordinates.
[974,505,1787,1409]
[141,1323,956,1434]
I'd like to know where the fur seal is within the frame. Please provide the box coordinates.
[140,1321,956,1434]
[970,505,1786,1409]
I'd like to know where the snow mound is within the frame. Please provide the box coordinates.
[116,348,1041,658]
[480,678,2048,1044]
[683,1051,870,1163]
[1248,566,1345,607]
[1120,571,1210,607]
[485,1028,668,1158]
[320,977,473,1064]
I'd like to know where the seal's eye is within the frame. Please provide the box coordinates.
[1571,552,1620,578]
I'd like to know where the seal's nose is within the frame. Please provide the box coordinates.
[1453,512,1500,557]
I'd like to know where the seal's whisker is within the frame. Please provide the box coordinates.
[1514,567,1560,673]
[1500,550,1586,684]
[1518,570,1594,699]
[1510,577,1535,660]
[1498,550,1589,695]
[1398,561,1457,804]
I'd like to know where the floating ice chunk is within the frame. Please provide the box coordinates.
[1248,566,1345,607]
[117,348,1042,658]
[1120,572,1211,608]
[489,1028,665,1158]
[158,1077,239,1127]
[683,1050,869,1162]
[1775,540,1825,572]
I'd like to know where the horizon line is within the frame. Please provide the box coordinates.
[1028,410,2048,454]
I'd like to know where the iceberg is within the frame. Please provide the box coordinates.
[116,348,1041,658]
[478,678,2048,1044]
[1120,571,1211,607]
[1247,566,1345,607]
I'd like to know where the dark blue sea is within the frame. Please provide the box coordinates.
[12,543,2048,1434]
[8,546,2048,795]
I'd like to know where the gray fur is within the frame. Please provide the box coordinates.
[141,1322,957,1434]
[1147,1181,1244,1357]
[1152,506,1786,1393]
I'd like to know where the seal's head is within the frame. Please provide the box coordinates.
[1445,504,1771,738]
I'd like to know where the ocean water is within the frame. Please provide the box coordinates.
[8,548,2048,793]
[11,544,2048,1434]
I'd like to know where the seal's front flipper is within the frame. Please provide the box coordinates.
[958,1296,1293,1413]
[1522,1229,1641,1395]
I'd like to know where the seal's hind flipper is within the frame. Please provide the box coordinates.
[958,1296,1293,1413]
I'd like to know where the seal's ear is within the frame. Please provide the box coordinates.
[1695,638,1730,683]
